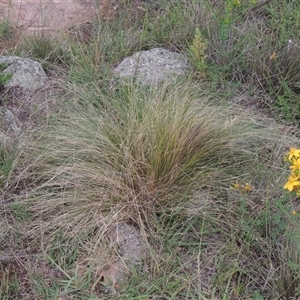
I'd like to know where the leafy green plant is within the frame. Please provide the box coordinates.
[189,28,208,78]
[274,84,300,123]
[0,63,12,88]
[196,0,257,85]
[265,0,300,46]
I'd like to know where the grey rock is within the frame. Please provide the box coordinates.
[110,222,146,263]
[113,48,191,85]
[0,56,48,90]
[0,131,13,150]
[100,222,146,292]
[0,130,8,142]
[0,107,21,135]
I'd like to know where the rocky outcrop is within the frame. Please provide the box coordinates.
[0,56,48,90]
[113,48,191,85]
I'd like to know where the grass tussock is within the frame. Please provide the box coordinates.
[10,81,275,246]
[5,80,294,298]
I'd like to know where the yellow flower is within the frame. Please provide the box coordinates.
[244,183,253,192]
[284,175,300,192]
[231,181,241,189]
[231,181,253,192]
[290,158,300,173]
[233,0,241,5]
[292,210,298,215]
[288,147,300,161]
[270,52,277,60]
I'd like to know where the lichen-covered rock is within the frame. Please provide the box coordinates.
[0,56,48,90]
[113,48,191,85]
[0,107,20,135]
[100,222,146,292]
[109,222,146,263]
[0,131,12,150]
[0,107,20,151]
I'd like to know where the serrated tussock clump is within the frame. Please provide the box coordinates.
[10,81,277,249]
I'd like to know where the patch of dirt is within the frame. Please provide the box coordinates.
[179,232,222,296]
[0,250,63,299]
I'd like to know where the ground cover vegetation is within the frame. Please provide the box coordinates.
[1,0,300,298]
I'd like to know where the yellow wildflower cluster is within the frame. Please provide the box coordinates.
[231,181,253,192]
[284,147,300,195]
